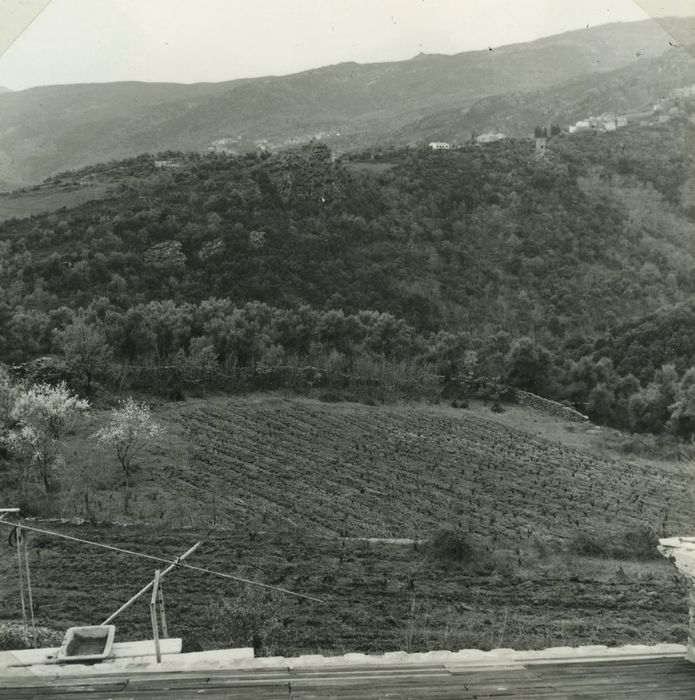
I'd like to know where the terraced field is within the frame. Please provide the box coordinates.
[127,396,695,544]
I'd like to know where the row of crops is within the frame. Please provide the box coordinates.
[151,397,695,542]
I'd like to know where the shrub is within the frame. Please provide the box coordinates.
[568,532,611,558]
[0,623,63,650]
[568,526,661,560]
[427,528,473,565]
[619,525,661,560]
[201,588,287,656]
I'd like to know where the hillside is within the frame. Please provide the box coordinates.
[2,396,692,654]
[1,116,695,369]
[1,17,694,188]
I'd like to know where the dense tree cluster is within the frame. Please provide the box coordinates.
[1,121,695,437]
[550,300,695,435]
[2,125,693,359]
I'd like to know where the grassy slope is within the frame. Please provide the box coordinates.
[2,396,691,654]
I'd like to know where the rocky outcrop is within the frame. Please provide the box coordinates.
[144,240,186,270]
[197,238,224,260]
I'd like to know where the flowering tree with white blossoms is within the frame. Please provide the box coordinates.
[93,398,165,487]
[8,382,89,493]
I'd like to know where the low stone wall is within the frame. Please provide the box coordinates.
[514,390,589,423]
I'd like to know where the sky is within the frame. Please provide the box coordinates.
[0,0,694,91]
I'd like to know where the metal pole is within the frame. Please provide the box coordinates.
[101,541,202,625]
[21,533,37,647]
[14,527,27,633]
[150,570,161,663]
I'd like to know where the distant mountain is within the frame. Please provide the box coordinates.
[1,17,695,189]
[0,86,11,94]
[396,44,695,142]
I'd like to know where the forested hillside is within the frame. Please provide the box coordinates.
[1,114,695,436]
[2,121,694,337]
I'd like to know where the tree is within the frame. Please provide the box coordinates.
[504,337,552,394]
[93,398,165,487]
[628,364,679,433]
[457,350,479,398]
[0,365,17,462]
[7,382,89,492]
[668,367,695,439]
[586,383,615,424]
[54,313,112,393]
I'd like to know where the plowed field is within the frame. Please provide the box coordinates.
[4,396,693,655]
[116,396,695,543]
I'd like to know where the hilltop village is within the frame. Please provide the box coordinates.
[426,83,695,150]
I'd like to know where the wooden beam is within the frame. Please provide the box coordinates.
[150,570,161,664]
[101,541,202,625]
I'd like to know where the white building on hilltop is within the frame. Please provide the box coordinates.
[568,114,628,133]
[428,142,450,150]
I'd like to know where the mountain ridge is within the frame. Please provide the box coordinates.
[1,17,695,189]
[394,43,695,142]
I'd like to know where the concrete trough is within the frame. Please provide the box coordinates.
[56,625,116,663]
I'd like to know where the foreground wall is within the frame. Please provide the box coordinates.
[659,537,695,662]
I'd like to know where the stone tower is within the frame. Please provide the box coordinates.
[535,137,547,161]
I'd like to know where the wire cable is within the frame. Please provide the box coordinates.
[0,519,323,603]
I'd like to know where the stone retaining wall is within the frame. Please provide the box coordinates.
[515,390,589,423]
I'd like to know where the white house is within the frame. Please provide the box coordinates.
[428,142,450,150]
